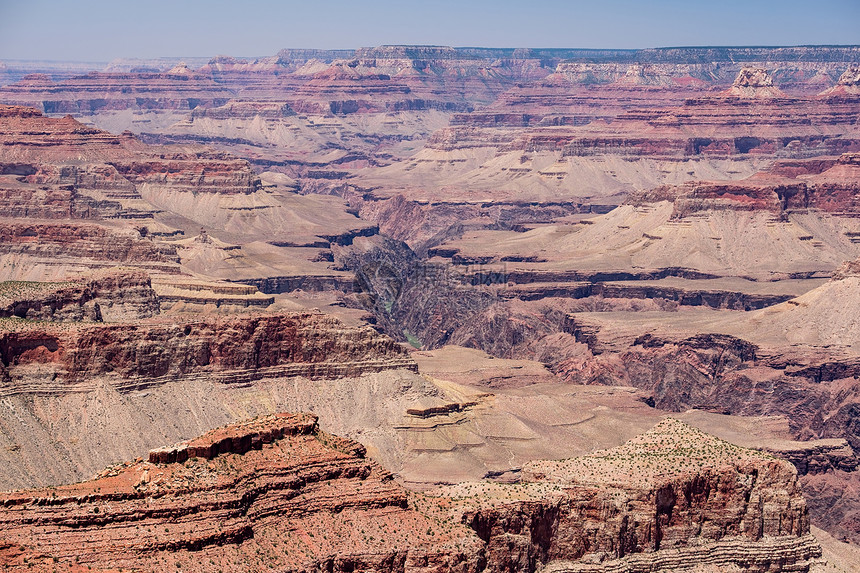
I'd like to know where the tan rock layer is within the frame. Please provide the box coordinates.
[464,420,819,572]
[0,269,159,322]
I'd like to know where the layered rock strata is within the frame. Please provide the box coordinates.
[455,419,820,572]
[0,222,181,277]
[0,311,416,395]
[0,413,485,572]
[0,104,260,198]
[0,268,159,322]
[0,416,824,573]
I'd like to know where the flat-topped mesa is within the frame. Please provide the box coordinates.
[190,99,296,120]
[148,413,320,464]
[639,180,787,218]
[355,45,459,59]
[463,419,820,572]
[109,150,261,195]
[723,67,786,98]
[0,222,181,276]
[0,311,417,395]
[350,44,531,77]
[613,63,683,87]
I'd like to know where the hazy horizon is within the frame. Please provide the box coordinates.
[5,44,860,66]
[1,0,858,62]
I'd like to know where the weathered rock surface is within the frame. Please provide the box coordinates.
[0,415,825,572]
[0,311,415,395]
[0,221,180,278]
[722,67,785,98]
[0,413,485,572]
[0,268,159,322]
[445,419,821,572]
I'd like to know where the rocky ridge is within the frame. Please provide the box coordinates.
[0,268,159,322]
[0,415,824,572]
[456,419,820,572]
[0,413,484,572]
[0,311,415,396]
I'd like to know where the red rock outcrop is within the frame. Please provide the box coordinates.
[0,311,416,395]
[0,415,824,572]
[0,413,485,572]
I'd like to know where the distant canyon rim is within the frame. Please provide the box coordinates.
[0,45,858,571]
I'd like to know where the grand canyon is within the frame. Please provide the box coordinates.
[0,36,859,572]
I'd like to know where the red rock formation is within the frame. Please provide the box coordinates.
[0,222,180,274]
[0,415,823,572]
[458,419,820,572]
[0,311,416,395]
[0,413,485,572]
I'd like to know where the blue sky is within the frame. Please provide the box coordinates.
[0,0,858,61]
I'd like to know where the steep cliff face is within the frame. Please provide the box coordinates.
[0,269,159,322]
[0,222,181,278]
[0,416,824,573]
[0,311,415,395]
[451,419,820,572]
[0,413,486,573]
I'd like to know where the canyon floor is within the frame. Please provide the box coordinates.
[0,46,859,571]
